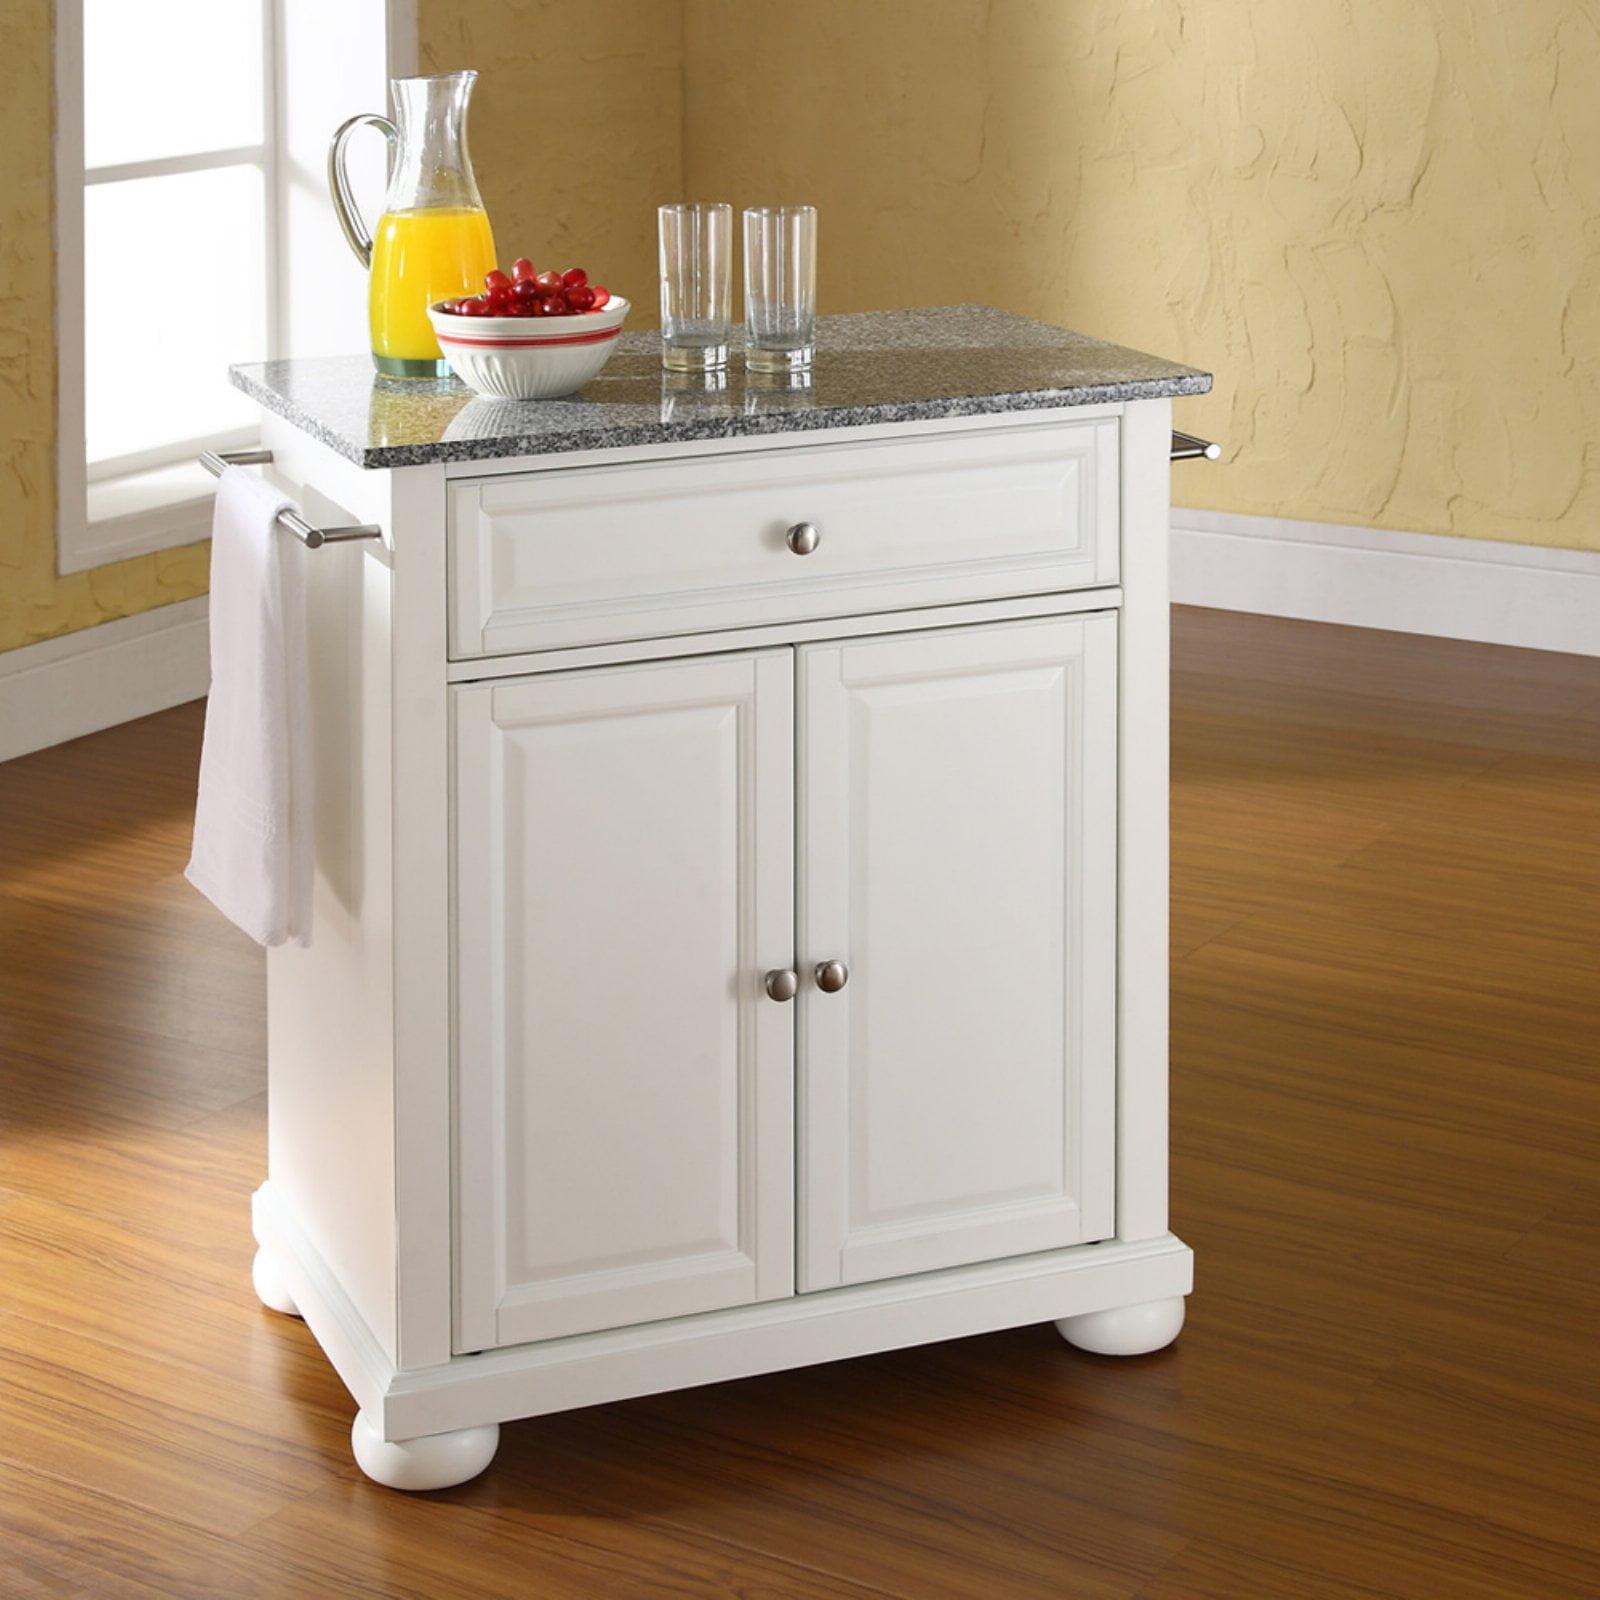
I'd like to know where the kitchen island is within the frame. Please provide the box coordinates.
[230,306,1211,1490]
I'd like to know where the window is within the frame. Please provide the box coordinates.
[56,0,278,573]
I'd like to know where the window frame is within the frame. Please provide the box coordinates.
[54,0,281,575]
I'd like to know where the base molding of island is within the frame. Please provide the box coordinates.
[252,1182,1192,1447]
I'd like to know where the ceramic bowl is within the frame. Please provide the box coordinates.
[427,297,630,400]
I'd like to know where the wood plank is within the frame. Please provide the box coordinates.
[0,1310,343,1540]
[480,1362,1166,1600]
[0,1460,287,1600]
[238,1487,901,1600]
[1,608,1597,1598]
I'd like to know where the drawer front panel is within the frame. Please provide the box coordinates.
[448,420,1119,659]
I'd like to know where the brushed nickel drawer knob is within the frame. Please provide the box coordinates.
[814,959,849,993]
[764,968,799,1002]
[786,521,820,555]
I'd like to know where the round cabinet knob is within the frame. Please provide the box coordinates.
[814,959,849,994]
[786,521,820,556]
[764,968,799,1002]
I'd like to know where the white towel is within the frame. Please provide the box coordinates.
[185,466,314,947]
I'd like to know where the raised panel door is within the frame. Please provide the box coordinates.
[798,614,1117,1290]
[453,650,795,1349]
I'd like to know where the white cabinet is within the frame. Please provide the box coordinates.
[453,612,1118,1348]
[453,651,796,1348]
[798,614,1118,1289]
[248,390,1197,1492]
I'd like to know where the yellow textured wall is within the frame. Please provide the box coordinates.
[418,0,683,325]
[684,0,1600,551]
[0,0,209,654]
[7,0,1597,659]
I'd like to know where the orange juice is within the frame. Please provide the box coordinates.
[369,206,497,376]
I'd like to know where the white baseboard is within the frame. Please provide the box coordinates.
[1171,508,1600,657]
[0,598,210,764]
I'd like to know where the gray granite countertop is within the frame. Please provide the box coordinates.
[229,306,1210,469]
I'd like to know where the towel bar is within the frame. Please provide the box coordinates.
[1170,431,1221,462]
[199,449,384,549]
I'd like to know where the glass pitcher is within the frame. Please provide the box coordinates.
[329,71,497,378]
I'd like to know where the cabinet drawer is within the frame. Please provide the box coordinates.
[447,419,1119,658]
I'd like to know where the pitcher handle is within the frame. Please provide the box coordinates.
[328,112,397,269]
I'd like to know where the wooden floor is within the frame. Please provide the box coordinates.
[2,607,1598,1599]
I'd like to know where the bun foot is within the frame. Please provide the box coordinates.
[351,1410,500,1491]
[250,1247,301,1317]
[1055,1295,1186,1356]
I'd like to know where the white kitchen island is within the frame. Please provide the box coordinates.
[227,307,1212,1490]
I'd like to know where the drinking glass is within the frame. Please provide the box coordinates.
[658,202,733,371]
[743,205,817,373]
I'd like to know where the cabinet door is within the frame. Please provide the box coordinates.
[454,650,795,1350]
[798,614,1117,1291]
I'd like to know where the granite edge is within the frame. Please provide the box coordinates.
[229,368,372,468]
[228,367,1214,471]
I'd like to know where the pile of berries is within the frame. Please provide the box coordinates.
[440,260,612,318]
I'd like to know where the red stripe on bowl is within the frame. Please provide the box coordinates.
[436,326,621,349]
